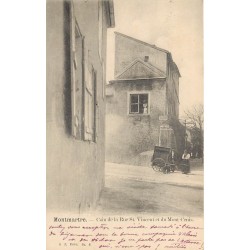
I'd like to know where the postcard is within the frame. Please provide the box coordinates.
[47,0,203,249]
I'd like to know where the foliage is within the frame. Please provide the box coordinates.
[184,104,204,159]
[184,104,204,132]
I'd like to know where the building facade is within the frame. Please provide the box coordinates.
[106,32,184,164]
[47,0,115,212]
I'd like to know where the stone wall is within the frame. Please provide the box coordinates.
[106,79,166,164]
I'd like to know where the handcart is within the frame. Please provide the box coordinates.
[151,146,176,173]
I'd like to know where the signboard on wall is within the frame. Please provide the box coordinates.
[159,115,168,121]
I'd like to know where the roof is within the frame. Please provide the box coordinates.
[172,62,181,77]
[109,77,166,84]
[115,58,167,80]
[165,52,181,77]
[115,32,181,77]
[115,32,170,54]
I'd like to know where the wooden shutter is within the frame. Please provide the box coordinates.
[70,2,84,140]
[93,70,97,142]
[74,25,83,140]
[81,38,85,138]
[70,2,76,137]
[84,64,97,142]
[84,52,92,141]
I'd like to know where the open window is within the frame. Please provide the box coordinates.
[129,93,149,115]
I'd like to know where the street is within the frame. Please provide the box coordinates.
[96,160,204,216]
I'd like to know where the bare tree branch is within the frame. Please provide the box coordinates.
[184,104,204,130]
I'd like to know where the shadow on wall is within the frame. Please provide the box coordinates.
[105,114,154,165]
[105,115,186,166]
[63,0,72,136]
[105,114,127,163]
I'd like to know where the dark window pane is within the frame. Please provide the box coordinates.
[130,104,139,113]
[139,94,148,105]
[130,94,139,104]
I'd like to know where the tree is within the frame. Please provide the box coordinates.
[184,104,204,160]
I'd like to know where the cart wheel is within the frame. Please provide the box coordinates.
[152,158,165,172]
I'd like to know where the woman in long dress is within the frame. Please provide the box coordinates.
[181,150,191,174]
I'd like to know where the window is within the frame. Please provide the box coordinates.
[70,2,97,142]
[129,93,149,114]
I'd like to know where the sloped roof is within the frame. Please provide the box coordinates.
[115,32,181,78]
[115,58,166,80]
[115,32,170,54]
[167,53,181,77]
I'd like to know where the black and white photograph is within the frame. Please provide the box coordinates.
[3,1,250,250]
[46,0,203,249]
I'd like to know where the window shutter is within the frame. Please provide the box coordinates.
[70,2,84,140]
[83,64,97,142]
[74,29,83,140]
[84,47,90,140]
[93,70,97,142]
[98,0,103,60]
[102,61,105,99]
[81,38,85,138]
[70,2,76,137]
[70,2,75,53]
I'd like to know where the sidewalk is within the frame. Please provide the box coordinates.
[105,161,204,189]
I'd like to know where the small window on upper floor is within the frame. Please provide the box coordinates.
[129,93,149,115]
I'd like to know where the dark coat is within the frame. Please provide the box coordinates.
[168,151,178,163]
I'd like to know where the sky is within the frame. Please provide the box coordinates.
[106,0,203,116]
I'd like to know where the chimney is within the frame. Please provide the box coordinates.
[144,56,149,62]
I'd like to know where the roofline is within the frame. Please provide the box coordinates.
[173,86,180,104]
[109,77,166,84]
[173,61,181,77]
[115,58,166,79]
[105,0,115,28]
[115,32,170,54]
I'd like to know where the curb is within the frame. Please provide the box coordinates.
[106,173,203,190]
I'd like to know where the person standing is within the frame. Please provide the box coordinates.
[168,149,177,172]
[182,149,191,174]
